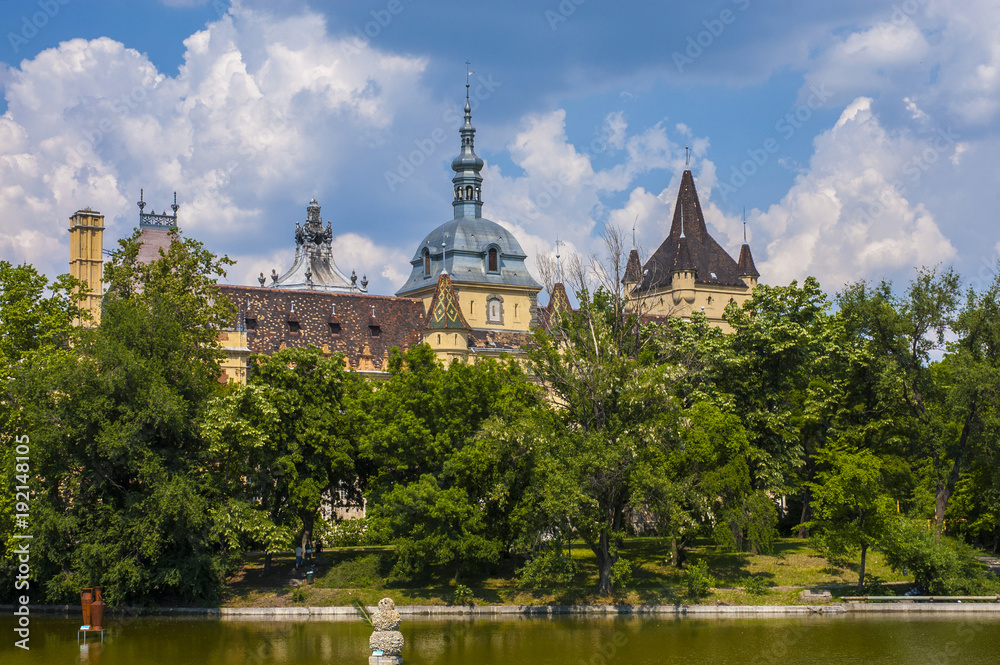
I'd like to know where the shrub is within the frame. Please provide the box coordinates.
[290,588,307,604]
[610,558,633,590]
[452,584,475,606]
[517,550,577,588]
[684,559,715,599]
[882,519,988,595]
[743,575,769,596]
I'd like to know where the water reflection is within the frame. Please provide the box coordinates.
[2,613,998,665]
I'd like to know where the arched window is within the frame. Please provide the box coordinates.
[487,247,499,273]
[423,249,431,276]
[486,295,503,324]
[465,185,473,200]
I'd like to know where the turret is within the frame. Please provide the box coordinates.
[737,243,759,289]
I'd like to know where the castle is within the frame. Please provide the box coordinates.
[68,87,760,380]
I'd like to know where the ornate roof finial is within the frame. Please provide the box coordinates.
[685,144,691,168]
[171,191,179,215]
[441,234,449,275]
[743,205,747,243]
[138,189,145,212]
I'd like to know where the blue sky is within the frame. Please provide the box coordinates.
[2,0,998,298]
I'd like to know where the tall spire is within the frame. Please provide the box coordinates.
[452,63,485,219]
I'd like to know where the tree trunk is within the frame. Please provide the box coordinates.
[857,544,868,593]
[301,511,315,563]
[263,552,272,577]
[935,401,978,538]
[595,528,614,596]
[934,478,949,539]
[798,486,811,539]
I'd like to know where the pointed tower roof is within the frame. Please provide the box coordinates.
[623,249,642,285]
[639,170,744,290]
[737,243,760,278]
[424,273,471,330]
[548,282,572,315]
[673,236,696,273]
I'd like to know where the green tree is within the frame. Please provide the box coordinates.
[360,344,541,580]
[7,229,236,604]
[838,266,1000,536]
[808,445,896,591]
[369,474,500,582]
[528,285,683,595]
[0,263,84,600]
[243,346,362,574]
[712,277,847,536]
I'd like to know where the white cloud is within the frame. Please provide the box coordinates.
[757,97,956,288]
[0,3,431,295]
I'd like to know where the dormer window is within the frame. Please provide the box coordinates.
[423,249,431,276]
[487,247,499,273]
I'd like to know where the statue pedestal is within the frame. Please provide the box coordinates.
[369,656,403,665]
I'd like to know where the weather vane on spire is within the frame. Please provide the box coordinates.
[555,237,563,284]
[685,144,691,168]
[465,61,474,96]
[743,206,747,243]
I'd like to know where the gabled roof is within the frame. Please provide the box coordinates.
[638,170,747,290]
[424,273,471,330]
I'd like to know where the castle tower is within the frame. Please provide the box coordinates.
[397,77,542,361]
[631,170,759,330]
[68,208,104,325]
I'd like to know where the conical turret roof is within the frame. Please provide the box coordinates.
[639,170,747,290]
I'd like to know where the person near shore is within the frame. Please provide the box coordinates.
[295,545,303,568]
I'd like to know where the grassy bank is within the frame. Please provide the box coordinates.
[222,538,917,608]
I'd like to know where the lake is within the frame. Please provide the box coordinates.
[2,612,998,664]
